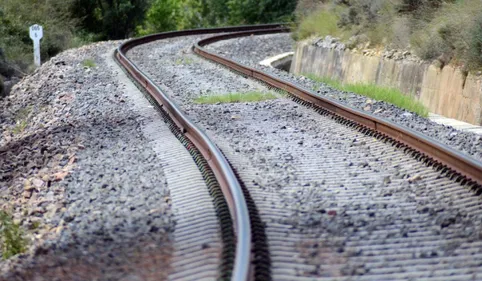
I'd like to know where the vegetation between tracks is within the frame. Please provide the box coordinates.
[305,73,428,117]
[194,91,278,104]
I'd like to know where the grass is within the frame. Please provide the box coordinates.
[194,91,278,104]
[81,59,96,68]
[12,107,31,134]
[175,57,194,65]
[0,211,27,259]
[304,73,429,117]
[30,221,40,230]
[12,120,28,134]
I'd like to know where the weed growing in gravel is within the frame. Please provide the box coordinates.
[30,221,40,230]
[12,120,28,134]
[12,107,31,134]
[277,89,290,97]
[175,57,194,65]
[305,73,428,117]
[82,59,96,68]
[15,107,30,120]
[194,91,277,104]
[0,211,27,259]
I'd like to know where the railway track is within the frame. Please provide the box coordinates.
[116,25,482,280]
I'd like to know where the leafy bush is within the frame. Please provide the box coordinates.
[292,5,346,41]
[396,0,449,15]
[137,0,182,35]
[410,0,482,68]
[294,1,397,45]
[295,0,482,71]
[467,14,482,71]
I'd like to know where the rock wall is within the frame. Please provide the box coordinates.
[291,41,482,125]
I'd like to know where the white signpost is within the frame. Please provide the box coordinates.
[29,24,43,67]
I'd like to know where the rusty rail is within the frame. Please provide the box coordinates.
[115,25,482,281]
[114,24,285,281]
[194,28,482,187]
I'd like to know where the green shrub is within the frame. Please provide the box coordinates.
[293,6,346,41]
[396,0,450,15]
[136,0,181,35]
[294,1,397,44]
[295,0,482,70]
[0,211,27,259]
[467,14,482,71]
[410,0,482,69]
[390,17,412,49]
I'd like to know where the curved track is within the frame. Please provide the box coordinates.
[116,25,287,281]
[115,25,482,281]
[194,29,482,188]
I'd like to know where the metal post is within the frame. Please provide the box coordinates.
[29,24,43,67]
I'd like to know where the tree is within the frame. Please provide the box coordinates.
[137,0,182,34]
[226,0,297,24]
[71,0,149,39]
[139,0,296,35]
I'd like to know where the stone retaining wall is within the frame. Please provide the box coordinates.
[291,41,482,125]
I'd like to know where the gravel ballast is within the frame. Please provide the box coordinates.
[128,34,482,280]
[2,30,481,280]
[207,33,482,162]
[0,42,175,280]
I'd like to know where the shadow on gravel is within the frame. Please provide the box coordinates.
[2,237,173,281]
[0,125,76,187]
[0,112,142,187]
[1,115,175,281]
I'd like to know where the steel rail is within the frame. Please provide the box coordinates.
[194,28,482,187]
[114,25,284,281]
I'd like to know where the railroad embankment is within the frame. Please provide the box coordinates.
[291,38,482,126]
